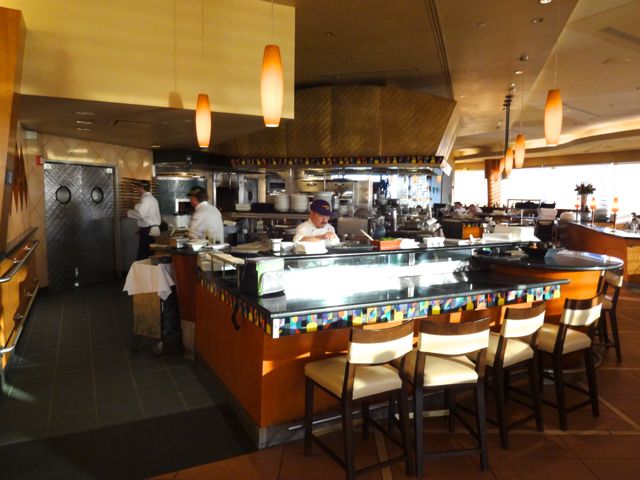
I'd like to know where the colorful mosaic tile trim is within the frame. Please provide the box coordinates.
[201,273,561,340]
[230,155,442,169]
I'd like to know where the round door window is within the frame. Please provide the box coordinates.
[55,186,71,204]
[91,187,104,204]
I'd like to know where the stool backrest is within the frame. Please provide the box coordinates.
[347,320,415,365]
[418,318,491,356]
[560,296,602,327]
[501,302,546,338]
[604,271,623,289]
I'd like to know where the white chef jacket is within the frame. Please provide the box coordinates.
[188,201,224,241]
[128,192,161,228]
[293,219,337,244]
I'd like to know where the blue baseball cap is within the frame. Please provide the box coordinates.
[310,199,331,216]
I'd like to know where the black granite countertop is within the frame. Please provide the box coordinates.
[567,222,640,240]
[472,248,623,271]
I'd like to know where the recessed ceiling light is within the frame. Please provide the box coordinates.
[324,31,335,38]
[75,111,94,116]
[75,127,92,132]
[476,22,487,28]
[539,0,552,4]
[531,17,544,24]
[150,145,161,149]
[75,120,93,125]
[514,70,523,75]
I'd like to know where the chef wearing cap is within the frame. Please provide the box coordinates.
[293,199,339,244]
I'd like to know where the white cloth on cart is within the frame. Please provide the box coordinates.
[123,259,175,300]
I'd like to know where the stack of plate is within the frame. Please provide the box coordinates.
[235,203,251,212]
[273,194,290,212]
[290,194,309,213]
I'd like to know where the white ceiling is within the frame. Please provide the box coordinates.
[17,0,640,163]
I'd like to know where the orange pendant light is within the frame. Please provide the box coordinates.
[544,89,562,146]
[503,148,514,176]
[261,44,284,127]
[195,93,211,148]
[499,157,505,176]
[514,134,525,168]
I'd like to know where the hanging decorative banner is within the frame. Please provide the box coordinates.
[230,155,443,169]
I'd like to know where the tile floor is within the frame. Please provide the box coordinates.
[154,287,640,480]
[1,281,639,479]
[0,280,227,445]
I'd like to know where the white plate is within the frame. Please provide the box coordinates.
[209,243,230,250]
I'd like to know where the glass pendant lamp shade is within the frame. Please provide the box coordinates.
[261,44,284,127]
[195,94,211,148]
[544,89,562,146]
[514,134,525,168]
[504,148,514,175]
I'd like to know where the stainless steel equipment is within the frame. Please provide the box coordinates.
[44,162,116,291]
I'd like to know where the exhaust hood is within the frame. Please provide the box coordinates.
[217,85,459,165]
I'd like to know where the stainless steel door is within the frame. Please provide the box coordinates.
[44,162,116,291]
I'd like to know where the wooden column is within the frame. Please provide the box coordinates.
[0,7,25,250]
[484,159,502,207]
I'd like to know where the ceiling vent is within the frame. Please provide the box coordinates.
[599,27,640,52]
[110,119,165,129]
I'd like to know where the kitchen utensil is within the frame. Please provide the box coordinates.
[360,229,374,242]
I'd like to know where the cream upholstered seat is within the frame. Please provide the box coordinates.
[486,332,533,368]
[404,351,477,386]
[304,321,415,480]
[535,295,603,431]
[536,324,591,354]
[305,356,402,400]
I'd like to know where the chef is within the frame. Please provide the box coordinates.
[127,180,161,260]
[293,199,339,244]
[187,186,224,242]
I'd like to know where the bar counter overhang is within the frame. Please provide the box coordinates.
[171,244,622,447]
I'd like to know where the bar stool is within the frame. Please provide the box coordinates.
[304,321,415,480]
[484,302,546,449]
[403,317,491,479]
[535,295,603,430]
[598,270,623,362]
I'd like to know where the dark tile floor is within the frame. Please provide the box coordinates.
[0,280,228,446]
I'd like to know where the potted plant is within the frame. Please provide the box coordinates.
[575,183,595,211]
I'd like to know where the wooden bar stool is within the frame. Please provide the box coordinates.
[483,302,546,449]
[403,317,491,479]
[598,270,623,362]
[304,321,415,480]
[535,295,603,430]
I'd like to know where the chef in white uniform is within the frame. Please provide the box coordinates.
[187,186,224,242]
[127,180,161,260]
[293,199,339,244]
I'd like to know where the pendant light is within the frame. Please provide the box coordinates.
[504,148,514,175]
[261,1,284,127]
[195,0,211,148]
[544,2,562,146]
[514,71,526,168]
[196,94,211,148]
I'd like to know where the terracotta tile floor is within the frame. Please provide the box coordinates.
[154,288,640,480]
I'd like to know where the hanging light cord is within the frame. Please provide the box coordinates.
[173,0,177,92]
[520,70,525,132]
[271,0,275,42]
[554,1,559,87]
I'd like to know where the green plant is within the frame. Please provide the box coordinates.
[575,182,595,195]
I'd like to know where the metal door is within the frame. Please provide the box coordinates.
[44,162,116,291]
